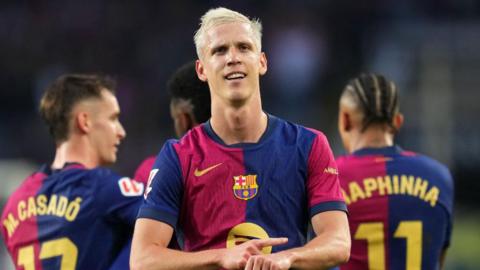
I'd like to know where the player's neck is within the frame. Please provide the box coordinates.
[210,97,267,145]
[350,128,394,153]
[52,138,99,169]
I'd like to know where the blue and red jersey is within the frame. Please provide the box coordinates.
[107,156,162,270]
[0,163,144,270]
[336,146,454,270]
[138,115,346,253]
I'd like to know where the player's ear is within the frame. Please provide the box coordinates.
[392,113,404,132]
[175,112,193,137]
[196,60,208,82]
[259,52,267,76]
[75,111,91,134]
[340,111,353,133]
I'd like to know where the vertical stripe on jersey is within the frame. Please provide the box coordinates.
[386,152,449,270]
[5,171,46,270]
[242,130,309,252]
[175,128,247,251]
[340,156,389,270]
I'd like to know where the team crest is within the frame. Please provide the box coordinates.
[233,175,258,200]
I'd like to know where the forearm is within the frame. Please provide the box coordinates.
[286,231,350,270]
[130,245,223,270]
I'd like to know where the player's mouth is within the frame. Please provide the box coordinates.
[225,72,246,81]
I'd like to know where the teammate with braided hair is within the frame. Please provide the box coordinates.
[337,73,454,270]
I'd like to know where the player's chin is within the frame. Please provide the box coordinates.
[101,154,117,166]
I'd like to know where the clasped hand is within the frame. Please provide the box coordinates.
[220,237,292,270]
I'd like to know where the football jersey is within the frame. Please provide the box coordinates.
[0,163,144,270]
[138,115,346,253]
[108,155,170,270]
[336,146,454,270]
[133,156,155,185]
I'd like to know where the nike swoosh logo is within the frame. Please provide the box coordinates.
[194,163,223,177]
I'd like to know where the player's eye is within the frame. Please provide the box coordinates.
[238,42,252,52]
[212,46,227,55]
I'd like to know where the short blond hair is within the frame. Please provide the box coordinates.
[194,7,262,59]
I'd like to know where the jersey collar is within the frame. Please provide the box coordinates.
[203,113,279,148]
[352,145,404,156]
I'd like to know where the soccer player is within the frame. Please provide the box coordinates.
[131,7,350,270]
[336,74,454,269]
[0,74,144,269]
[133,61,211,184]
[108,61,211,269]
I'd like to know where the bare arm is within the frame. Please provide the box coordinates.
[130,218,288,270]
[245,210,351,270]
[439,248,448,270]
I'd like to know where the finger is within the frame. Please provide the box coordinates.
[245,256,255,270]
[262,258,272,270]
[255,237,288,248]
[253,256,263,270]
[238,258,247,269]
[246,243,262,255]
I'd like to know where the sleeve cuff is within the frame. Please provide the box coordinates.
[137,207,177,229]
[310,201,348,218]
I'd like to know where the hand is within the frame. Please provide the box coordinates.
[220,238,288,270]
[244,252,294,270]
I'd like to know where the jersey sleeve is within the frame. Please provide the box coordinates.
[306,131,347,217]
[94,169,144,227]
[137,140,183,228]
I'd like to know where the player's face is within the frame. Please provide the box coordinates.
[89,90,126,165]
[196,22,267,106]
[170,101,192,138]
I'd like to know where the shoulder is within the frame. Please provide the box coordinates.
[403,151,452,182]
[2,169,46,208]
[133,156,156,184]
[164,124,213,157]
[86,166,122,180]
[335,155,350,167]
[271,115,328,145]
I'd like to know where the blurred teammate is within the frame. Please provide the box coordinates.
[336,74,454,269]
[108,61,211,269]
[133,61,211,183]
[131,7,350,270]
[0,74,144,269]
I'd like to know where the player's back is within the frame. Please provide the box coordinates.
[337,146,454,270]
[1,163,143,270]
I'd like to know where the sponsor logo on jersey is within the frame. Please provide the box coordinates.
[324,167,338,175]
[118,177,144,197]
[227,222,271,254]
[194,163,223,177]
[233,174,258,200]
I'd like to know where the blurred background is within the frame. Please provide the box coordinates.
[1,0,479,269]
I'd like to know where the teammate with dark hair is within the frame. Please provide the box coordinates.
[133,61,211,185]
[337,73,454,270]
[1,74,144,269]
[108,62,211,269]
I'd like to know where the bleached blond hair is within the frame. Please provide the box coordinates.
[194,7,262,59]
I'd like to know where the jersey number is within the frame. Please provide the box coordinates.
[354,221,422,270]
[18,237,78,270]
